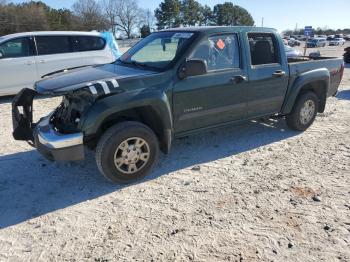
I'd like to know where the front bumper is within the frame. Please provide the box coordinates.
[12,88,85,161]
[34,115,84,161]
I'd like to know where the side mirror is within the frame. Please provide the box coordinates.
[178,59,208,79]
[0,51,3,59]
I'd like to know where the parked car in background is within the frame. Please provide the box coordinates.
[334,34,344,39]
[329,38,346,46]
[285,45,302,58]
[291,35,303,40]
[307,38,327,47]
[326,35,335,41]
[344,35,350,41]
[288,38,301,47]
[0,31,116,96]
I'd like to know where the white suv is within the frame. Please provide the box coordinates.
[0,31,116,96]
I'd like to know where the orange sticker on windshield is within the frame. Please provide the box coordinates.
[216,39,225,49]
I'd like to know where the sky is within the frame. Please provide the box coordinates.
[11,0,350,32]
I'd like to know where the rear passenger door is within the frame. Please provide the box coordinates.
[245,33,289,118]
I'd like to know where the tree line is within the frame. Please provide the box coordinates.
[2,0,348,39]
[0,0,255,38]
[0,0,151,38]
[155,0,254,29]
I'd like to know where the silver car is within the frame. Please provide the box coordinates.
[329,38,346,46]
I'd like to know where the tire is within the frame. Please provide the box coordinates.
[286,92,319,131]
[96,121,159,183]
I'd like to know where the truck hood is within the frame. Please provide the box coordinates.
[35,63,157,95]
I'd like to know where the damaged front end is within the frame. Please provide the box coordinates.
[12,88,95,161]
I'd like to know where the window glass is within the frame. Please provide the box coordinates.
[132,37,181,63]
[71,36,106,52]
[36,36,71,55]
[0,37,33,58]
[119,31,195,70]
[190,34,240,71]
[248,33,280,65]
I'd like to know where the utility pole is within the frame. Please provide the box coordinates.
[261,17,264,27]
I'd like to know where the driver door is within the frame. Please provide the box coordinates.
[173,33,248,133]
[0,37,38,95]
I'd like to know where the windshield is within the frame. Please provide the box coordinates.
[118,31,196,70]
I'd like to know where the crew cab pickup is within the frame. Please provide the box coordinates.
[12,27,344,183]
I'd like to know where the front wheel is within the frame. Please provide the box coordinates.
[286,92,319,131]
[96,121,159,183]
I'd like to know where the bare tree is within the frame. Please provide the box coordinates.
[143,8,155,31]
[115,0,141,38]
[100,0,118,36]
[72,0,106,31]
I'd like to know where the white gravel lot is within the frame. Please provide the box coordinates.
[0,43,349,262]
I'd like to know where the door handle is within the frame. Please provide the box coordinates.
[273,70,286,77]
[231,75,248,83]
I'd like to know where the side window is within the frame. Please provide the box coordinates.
[248,33,280,65]
[36,36,71,55]
[0,37,34,59]
[190,34,240,71]
[71,36,106,52]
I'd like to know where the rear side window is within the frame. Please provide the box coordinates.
[71,36,106,52]
[36,36,71,55]
[190,34,240,71]
[0,37,34,58]
[248,33,280,65]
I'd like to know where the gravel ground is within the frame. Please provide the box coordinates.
[0,43,349,262]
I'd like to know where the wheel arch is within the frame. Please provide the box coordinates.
[281,68,330,114]
[81,90,173,154]
[98,106,172,154]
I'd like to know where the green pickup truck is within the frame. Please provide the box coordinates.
[12,27,344,183]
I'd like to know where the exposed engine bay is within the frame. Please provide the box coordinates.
[51,90,95,134]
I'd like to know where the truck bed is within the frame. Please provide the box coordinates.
[287,56,344,97]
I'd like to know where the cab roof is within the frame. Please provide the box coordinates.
[161,26,277,34]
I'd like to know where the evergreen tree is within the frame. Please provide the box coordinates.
[181,0,201,26]
[140,24,151,38]
[213,2,254,26]
[154,0,181,29]
[199,5,213,26]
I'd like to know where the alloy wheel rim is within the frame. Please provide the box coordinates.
[300,100,315,125]
[113,137,150,174]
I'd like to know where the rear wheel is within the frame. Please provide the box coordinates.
[286,92,319,131]
[96,121,159,183]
